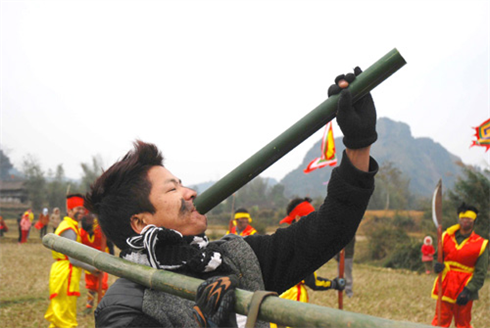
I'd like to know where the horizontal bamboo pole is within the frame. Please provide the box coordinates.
[43,233,431,328]
[194,48,406,214]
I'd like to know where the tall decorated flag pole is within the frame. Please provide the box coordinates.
[470,118,490,151]
[304,121,338,173]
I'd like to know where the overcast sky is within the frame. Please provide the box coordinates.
[2,0,489,187]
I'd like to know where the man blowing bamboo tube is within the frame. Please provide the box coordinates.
[85,67,379,328]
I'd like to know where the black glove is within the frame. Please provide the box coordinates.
[456,287,471,306]
[192,275,238,328]
[331,277,346,291]
[434,262,445,274]
[328,67,377,149]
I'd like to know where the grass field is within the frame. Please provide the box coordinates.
[1,224,489,328]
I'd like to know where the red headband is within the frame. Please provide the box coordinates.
[67,196,85,210]
[280,201,315,225]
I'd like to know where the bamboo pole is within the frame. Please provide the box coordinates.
[194,48,406,214]
[43,234,431,328]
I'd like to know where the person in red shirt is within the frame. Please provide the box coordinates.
[0,216,8,237]
[226,208,257,236]
[37,208,50,238]
[19,212,32,243]
[431,203,488,328]
[80,213,114,314]
[421,235,435,274]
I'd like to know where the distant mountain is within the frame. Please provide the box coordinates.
[280,117,465,198]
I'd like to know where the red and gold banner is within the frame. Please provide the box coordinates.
[304,122,337,174]
[470,118,490,152]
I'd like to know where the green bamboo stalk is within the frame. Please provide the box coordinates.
[194,48,406,214]
[43,233,431,328]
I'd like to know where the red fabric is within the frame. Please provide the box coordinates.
[85,272,109,291]
[421,244,435,262]
[20,230,29,243]
[280,201,315,225]
[229,225,257,236]
[39,214,50,225]
[432,300,473,328]
[0,219,8,232]
[81,224,109,291]
[80,225,105,251]
[66,196,84,210]
[34,221,44,230]
[432,232,485,302]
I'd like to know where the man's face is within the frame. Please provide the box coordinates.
[142,166,207,236]
[68,206,86,222]
[459,215,475,233]
[236,218,249,231]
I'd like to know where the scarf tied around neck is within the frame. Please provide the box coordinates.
[125,224,223,273]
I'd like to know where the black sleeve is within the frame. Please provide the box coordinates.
[244,151,377,294]
[95,278,164,327]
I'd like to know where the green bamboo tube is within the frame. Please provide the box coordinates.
[43,233,430,328]
[194,48,406,214]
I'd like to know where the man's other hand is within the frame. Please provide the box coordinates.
[192,275,238,327]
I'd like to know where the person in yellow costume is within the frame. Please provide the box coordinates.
[271,197,345,327]
[44,194,100,328]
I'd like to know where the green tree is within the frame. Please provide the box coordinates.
[446,166,490,237]
[368,161,413,210]
[268,184,288,210]
[22,154,47,211]
[235,177,269,209]
[0,148,14,180]
[80,155,104,193]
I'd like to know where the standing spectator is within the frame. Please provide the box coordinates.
[226,208,258,236]
[431,203,488,327]
[80,213,114,315]
[49,207,61,233]
[17,212,23,242]
[335,236,356,298]
[19,212,32,243]
[23,209,34,239]
[421,236,435,274]
[0,216,8,237]
[37,208,50,238]
[44,194,100,328]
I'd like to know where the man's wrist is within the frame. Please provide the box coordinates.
[345,146,371,172]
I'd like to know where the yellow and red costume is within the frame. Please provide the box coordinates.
[226,211,257,236]
[80,221,109,293]
[44,216,82,328]
[227,224,257,236]
[431,222,488,328]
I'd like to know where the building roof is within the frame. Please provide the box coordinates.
[0,180,26,191]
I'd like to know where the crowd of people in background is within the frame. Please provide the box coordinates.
[5,207,63,244]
